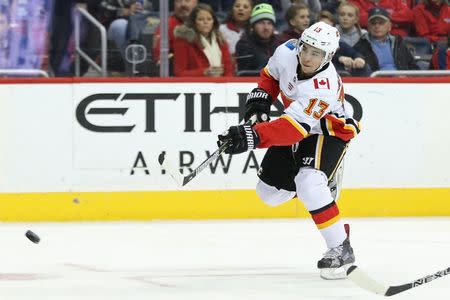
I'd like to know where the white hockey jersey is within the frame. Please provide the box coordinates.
[253,39,360,148]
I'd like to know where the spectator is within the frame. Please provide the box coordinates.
[430,33,450,69]
[333,41,371,76]
[319,0,344,15]
[349,0,414,37]
[49,1,86,76]
[413,0,450,44]
[336,2,367,47]
[354,7,418,72]
[318,10,371,76]
[276,4,310,45]
[173,3,233,76]
[281,0,321,22]
[254,0,282,11]
[317,9,335,24]
[49,0,74,75]
[153,0,198,67]
[100,0,152,60]
[219,0,253,55]
[235,3,278,75]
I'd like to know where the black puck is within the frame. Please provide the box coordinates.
[25,230,40,244]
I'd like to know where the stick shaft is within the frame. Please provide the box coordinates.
[347,265,450,297]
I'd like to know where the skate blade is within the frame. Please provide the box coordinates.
[320,264,353,280]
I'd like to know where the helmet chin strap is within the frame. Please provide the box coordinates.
[316,55,331,71]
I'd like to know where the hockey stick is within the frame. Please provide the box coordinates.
[158,139,231,186]
[347,265,450,297]
[158,119,255,186]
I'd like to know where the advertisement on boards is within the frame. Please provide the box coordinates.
[0,81,449,194]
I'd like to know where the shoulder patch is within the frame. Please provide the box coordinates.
[284,39,297,50]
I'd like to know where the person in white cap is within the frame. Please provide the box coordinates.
[218,21,361,279]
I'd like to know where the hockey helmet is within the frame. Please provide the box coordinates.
[297,21,340,71]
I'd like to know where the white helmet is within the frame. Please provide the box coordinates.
[297,21,340,71]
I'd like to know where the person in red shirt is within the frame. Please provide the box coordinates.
[173,3,233,76]
[413,0,450,43]
[219,0,253,56]
[152,0,198,68]
[349,0,414,37]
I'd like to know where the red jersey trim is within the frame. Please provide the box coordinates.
[280,91,294,108]
[257,67,280,102]
[254,117,306,148]
[325,115,360,142]
[280,115,309,137]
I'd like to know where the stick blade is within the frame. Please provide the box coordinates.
[158,152,184,186]
[347,265,389,296]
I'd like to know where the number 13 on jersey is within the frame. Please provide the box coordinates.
[304,98,329,119]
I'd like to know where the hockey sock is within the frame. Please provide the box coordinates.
[309,201,347,248]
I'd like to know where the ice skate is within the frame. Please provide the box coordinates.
[318,224,355,280]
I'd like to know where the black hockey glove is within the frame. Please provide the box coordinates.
[244,88,272,125]
[217,124,260,154]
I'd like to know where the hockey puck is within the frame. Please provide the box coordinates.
[25,230,40,244]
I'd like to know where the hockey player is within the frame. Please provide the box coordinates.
[217,21,361,279]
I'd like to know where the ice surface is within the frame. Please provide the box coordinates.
[0,217,449,299]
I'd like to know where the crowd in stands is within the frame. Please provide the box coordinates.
[0,0,449,77]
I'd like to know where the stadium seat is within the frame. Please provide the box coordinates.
[403,36,433,70]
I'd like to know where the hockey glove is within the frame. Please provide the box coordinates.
[244,88,272,125]
[217,124,260,154]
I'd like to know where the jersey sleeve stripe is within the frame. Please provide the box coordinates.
[263,67,274,79]
[323,114,361,141]
[280,115,309,137]
[345,118,361,133]
[258,68,280,102]
[329,114,361,133]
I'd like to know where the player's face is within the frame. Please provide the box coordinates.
[299,43,325,74]
[368,17,391,40]
[232,0,252,23]
[195,9,214,37]
[253,20,274,40]
[338,5,358,30]
[290,8,310,33]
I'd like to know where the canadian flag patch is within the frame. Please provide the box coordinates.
[313,78,330,89]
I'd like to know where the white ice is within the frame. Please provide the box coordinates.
[0,217,449,300]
